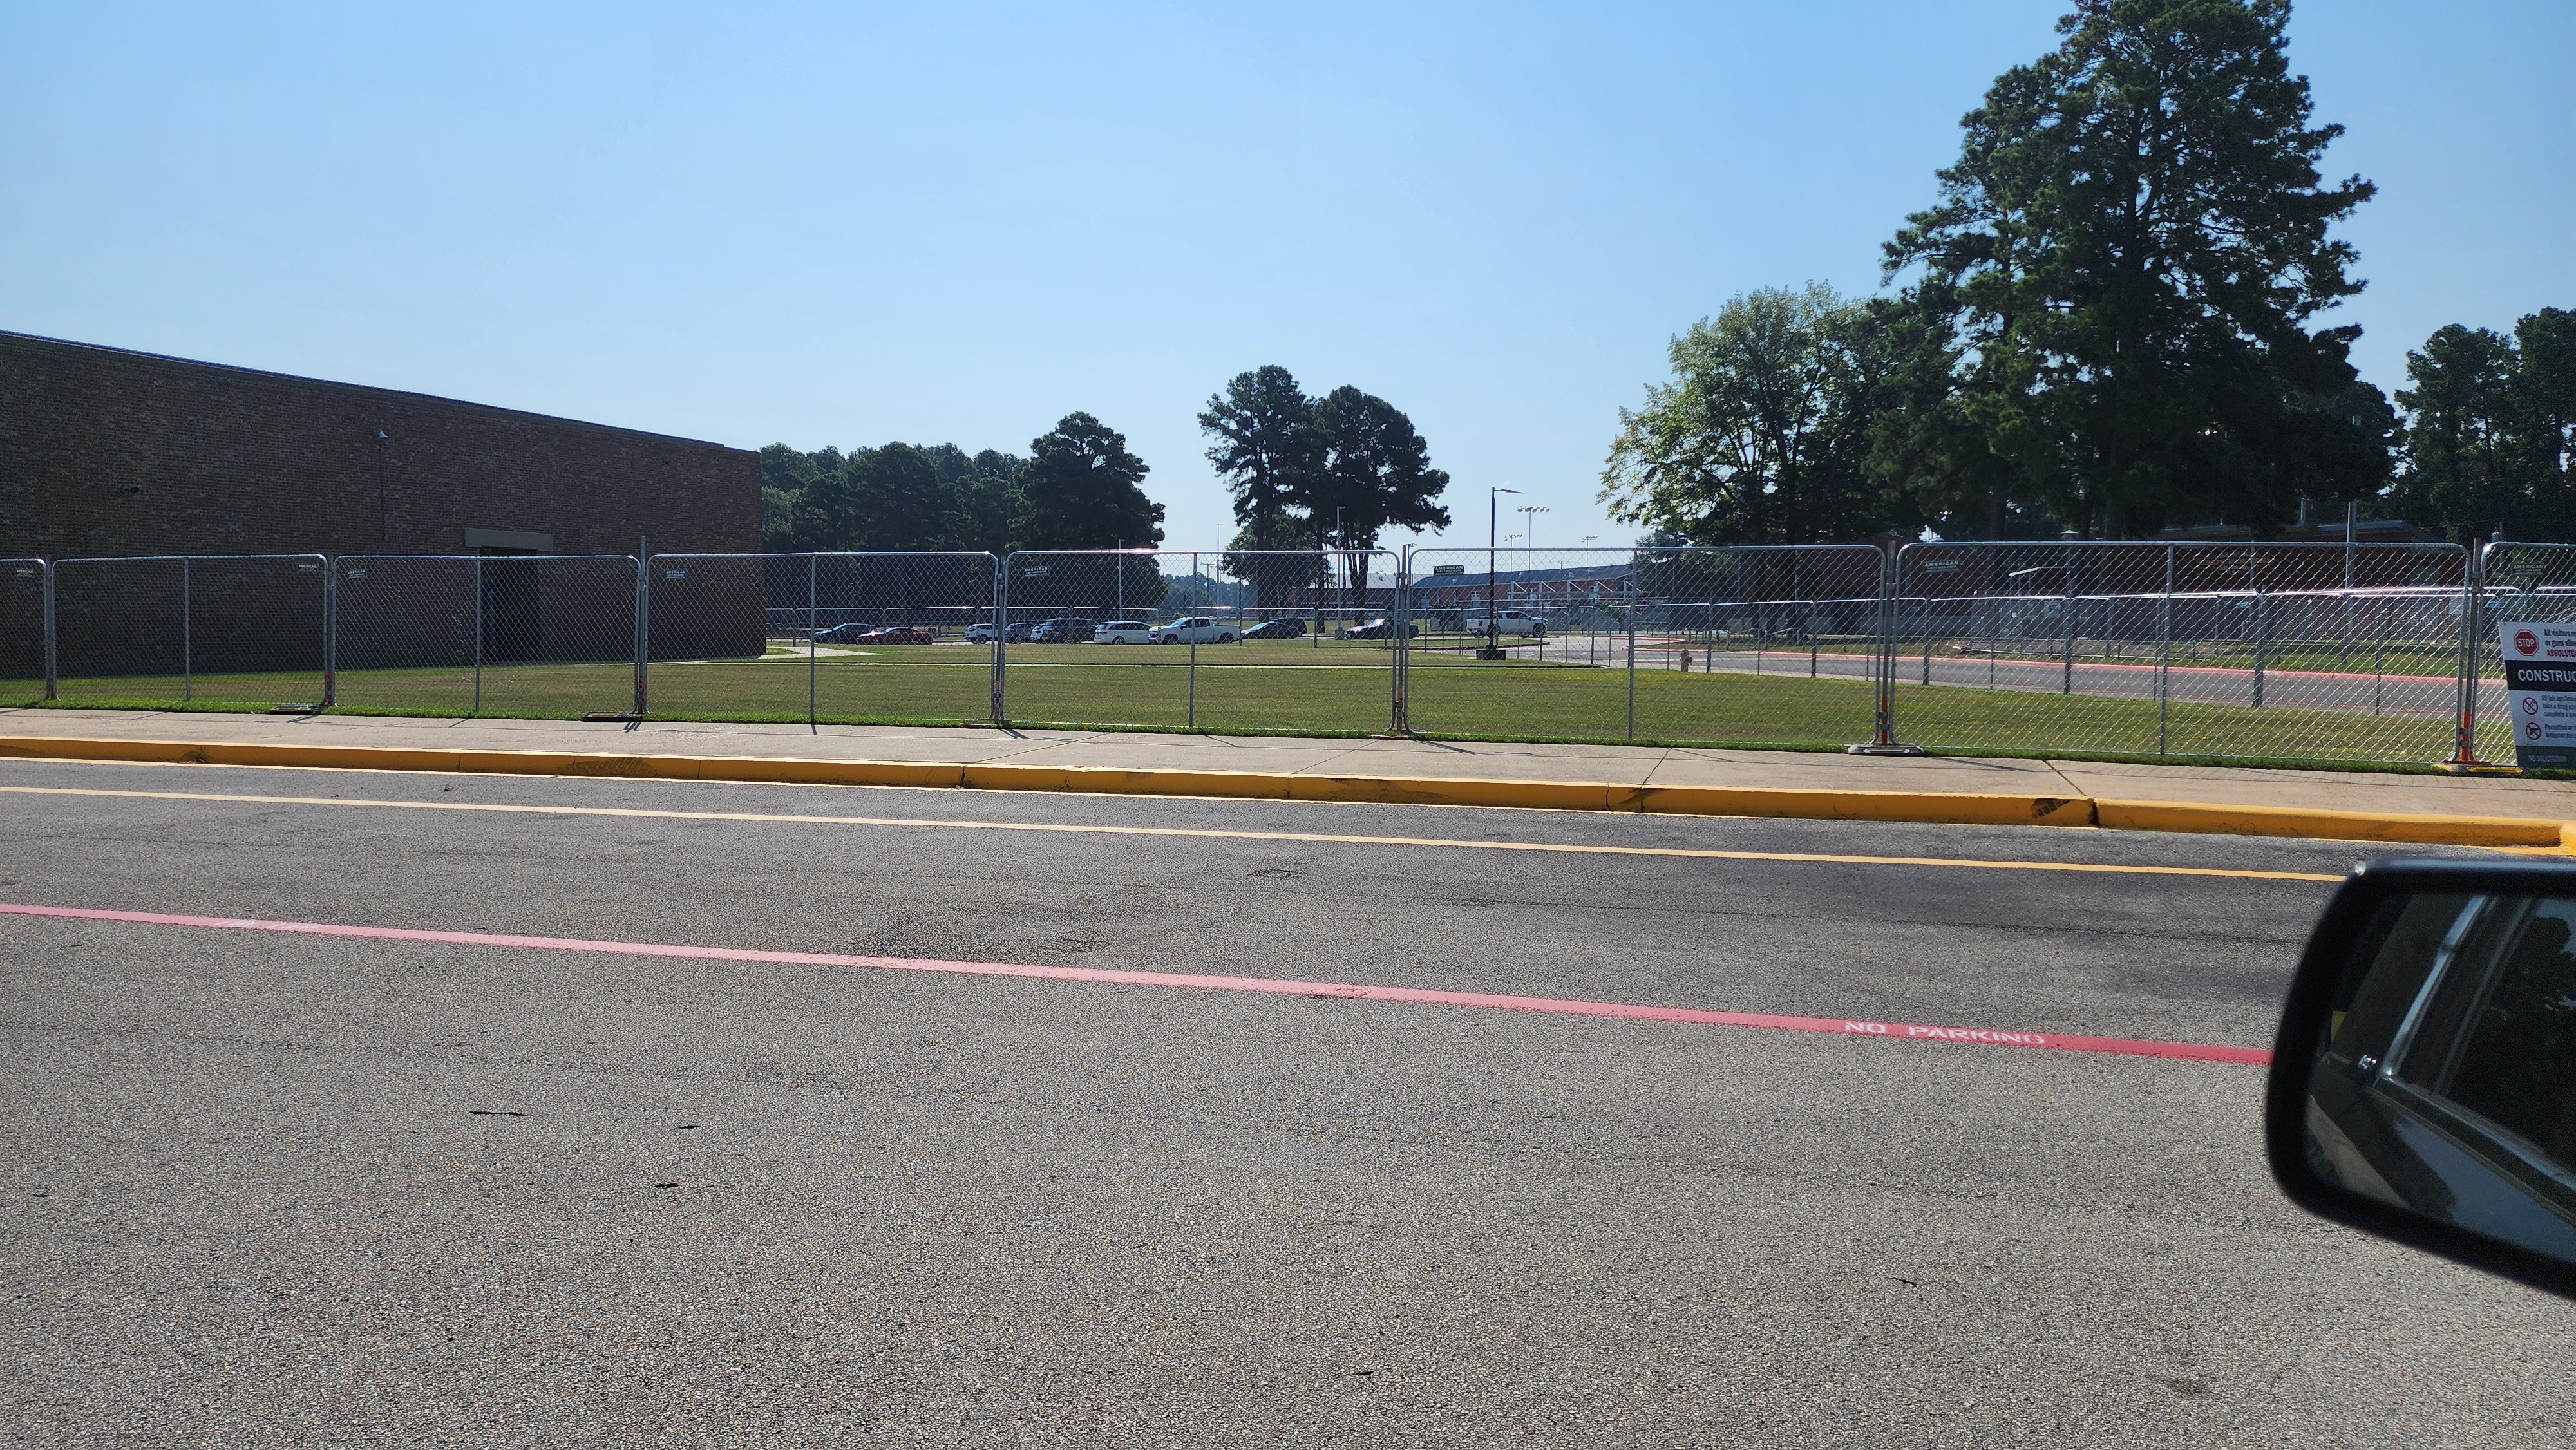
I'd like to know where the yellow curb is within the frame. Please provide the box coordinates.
[0,734,2566,847]
[2092,798,2566,849]
[1638,785,2096,829]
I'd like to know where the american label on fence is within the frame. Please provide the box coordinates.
[2499,620,2576,769]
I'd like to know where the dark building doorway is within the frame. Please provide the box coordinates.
[478,550,545,663]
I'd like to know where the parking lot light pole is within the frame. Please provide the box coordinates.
[1484,486,1518,659]
[1517,505,1548,579]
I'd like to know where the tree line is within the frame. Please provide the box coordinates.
[1603,0,2570,547]
[761,411,1164,556]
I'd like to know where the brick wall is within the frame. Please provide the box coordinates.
[0,331,759,561]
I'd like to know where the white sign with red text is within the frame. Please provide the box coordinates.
[2498,619,2576,769]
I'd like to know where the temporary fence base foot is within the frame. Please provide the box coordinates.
[2438,759,2509,774]
[267,702,324,715]
[582,711,644,724]
[1846,742,1927,756]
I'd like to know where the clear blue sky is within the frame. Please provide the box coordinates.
[4,1,2568,558]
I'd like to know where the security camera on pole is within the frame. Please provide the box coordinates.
[1484,485,1519,660]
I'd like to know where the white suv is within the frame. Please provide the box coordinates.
[1148,617,1238,645]
[1096,620,1155,645]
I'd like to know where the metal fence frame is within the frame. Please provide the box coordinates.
[0,558,49,705]
[1880,539,2477,764]
[5,543,2560,767]
[1397,542,1887,744]
[998,548,1401,732]
[641,550,1001,728]
[2475,541,2576,766]
[49,553,334,710]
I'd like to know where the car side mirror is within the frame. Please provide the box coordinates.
[2268,859,2576,1299]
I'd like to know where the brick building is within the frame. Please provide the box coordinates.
[0,332,763,683]
[0,330,758,560]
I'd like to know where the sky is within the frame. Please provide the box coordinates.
[3,1,2569,562]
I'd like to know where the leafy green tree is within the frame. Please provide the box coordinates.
[1309,386,1452,549]
[1600,283,1897,545]
[1220,522,1327,612]
[845,443,956,551]
[759,444,839,550]
[2394,309,2576,540]
[948,466,1023,556]
[1886,0,2382,538]
[1200,366,1320,551]
[1017,412,1164,550]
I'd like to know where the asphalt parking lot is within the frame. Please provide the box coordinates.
[3,758,2571,1447]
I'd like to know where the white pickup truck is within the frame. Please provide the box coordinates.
[1148,617,1238,645]
[1486,609,1547,637]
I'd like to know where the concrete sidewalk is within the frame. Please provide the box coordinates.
[5,706,2570,824]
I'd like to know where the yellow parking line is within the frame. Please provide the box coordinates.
[0,783,2344,882]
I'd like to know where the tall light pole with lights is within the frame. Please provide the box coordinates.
[1516,504,1548,605]
[1484,486,1519,659]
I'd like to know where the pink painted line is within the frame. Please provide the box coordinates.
[0,901,2271,1066]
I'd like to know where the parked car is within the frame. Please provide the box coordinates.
[964,622,998,644]
[1148,617,1237,645]
[814,623,931,645]
[1030,617,1095,643]
[1003,621,1036,644]
[853,625,933,645]
[1346,617,1420,639]
[1095,620,1155,645]
[1242,617,1307,640]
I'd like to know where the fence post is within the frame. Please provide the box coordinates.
[2448,545,2487,767]
[1624,569,1637,739]
[471,554,483,715]
[2157,545,2173,755]
[1809,599,1819,678]
[1846,547,1922,754]
[319,554,336,708]
[808,553,819,731]
[1918,594,1931,687]
[2374,596,2387,715]
[2251,587,2266,709]
[1187,551,1200,730]
[41,560,56,701]
[632,547,650,717]
[990,557,1008,722]
[1389,549,1409,734]
[2060,543,2076,695]
[182,556,193,703]
[2341,500,2357,671]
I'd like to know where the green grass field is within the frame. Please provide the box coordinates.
[0,636,2499,767]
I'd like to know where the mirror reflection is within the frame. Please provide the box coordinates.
[2307,890,2576,1265]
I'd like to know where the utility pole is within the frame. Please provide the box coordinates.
[1484,485,1519,659]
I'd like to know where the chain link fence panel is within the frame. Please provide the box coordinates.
[50,555,330,709]
[638,552,998,724]
[998,550,1398,732]
[1888,540,2472,763]
[0,560,46,706]
[334,555,639,717]
[1401,545,1883,746]
[2476,542,2576,765]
